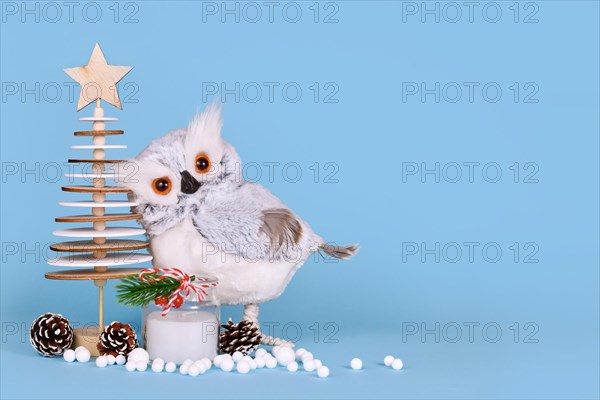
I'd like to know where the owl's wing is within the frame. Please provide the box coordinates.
[259,208,303,253]
[190,182,314,260]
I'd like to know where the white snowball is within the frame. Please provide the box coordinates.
[63,349,76,362]
[272,346,281,355]
[125,361,136,372]
[276,347,296,366]
[384,355,395,366]
[255,357,266,368]
[255,348,267,358]
[220,358,234,372]
[201,358,212,369]
[153,357,164,365]
[317,366,330,378]
[301,352,314,362]
[287,361,299,372]
[213,355,223,367]
[232,351,244,362]
[242,355,253,363]
[106,355,116,365]
[303,359,316,372]
[313,359,323,369]
[75,348,91,363]
[74,346,87,353]
[249,359,257,370]
[152,360,164,373]
[128,348,150,364]
[295,348,307,358]
[95,356,108,368]
[179,364,189,375]
[136,362,147,372]
[188,365,200,377]
[265,357,277,369]
[350,358,363,370]
[392,358,404,370]
[182,359,193,366]
[116,355,126,365]
[165,362,177,373]
[236,361,250,374]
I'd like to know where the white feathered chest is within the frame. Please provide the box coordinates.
[150,217,305,305]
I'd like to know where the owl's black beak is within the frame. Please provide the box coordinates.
[180,170,201,194]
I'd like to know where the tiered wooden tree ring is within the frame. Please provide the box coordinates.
[46,100,152,356]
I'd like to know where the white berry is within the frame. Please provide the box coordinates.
[220,358,234,372]
[105,355,116,365]
[63,349,76,362]
[384,355,395,366]
[213,355,223,367]
[276,347,296,366]
[231,351,243,362]
[136,362,147,372]
[303,359,315,372]
[127,348,150,364]
[125,361,136,372]
[313,359,323,369]
[75,348,91,363]
[317,366,330,378]
[193,361,207,375]
[350,358,363,370]
[95,356,108,368]
[255,348,267,358]
[152,360,164,373]
[255,357,266,368]
[165,362,177,373]
[392,358,404,370]
[236,361,250,374]
[116,355,126,365]
[188,365,200,377]
[265,357,277,369]
[287,361,299,372]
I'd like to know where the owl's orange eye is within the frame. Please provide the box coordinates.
[195,153,211,173]
[152,177,172,195]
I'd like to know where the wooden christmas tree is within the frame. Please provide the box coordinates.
[46,43,152,356]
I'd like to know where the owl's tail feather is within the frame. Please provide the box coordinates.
[319,243,359,260]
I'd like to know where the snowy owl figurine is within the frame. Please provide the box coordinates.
[119,105,357,345]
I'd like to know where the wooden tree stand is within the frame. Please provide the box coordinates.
[46,101,151,356]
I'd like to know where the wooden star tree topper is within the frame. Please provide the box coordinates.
[64,43,133,111]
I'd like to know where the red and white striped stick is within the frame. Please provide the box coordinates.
[138,267,218,316]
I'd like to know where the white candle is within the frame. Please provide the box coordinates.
[144,310,219,364]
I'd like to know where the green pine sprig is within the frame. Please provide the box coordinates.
[116,273,195,308]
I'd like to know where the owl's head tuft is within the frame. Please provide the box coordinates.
[116,104,241,207]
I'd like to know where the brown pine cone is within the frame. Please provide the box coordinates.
[97,321,138,356]
[219,318,261,355]
[30,313,73,357]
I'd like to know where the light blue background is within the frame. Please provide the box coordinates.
[1,1,599,399]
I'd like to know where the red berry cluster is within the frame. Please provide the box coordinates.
[154,295,184,308]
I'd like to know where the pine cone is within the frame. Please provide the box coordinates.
[219,318,261,355]
[97,321,138,356]
[30,313,73,357]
